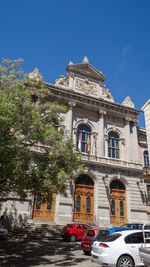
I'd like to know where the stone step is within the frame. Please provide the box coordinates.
[8,222,64,240]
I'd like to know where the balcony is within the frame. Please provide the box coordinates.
[81,153,143,171]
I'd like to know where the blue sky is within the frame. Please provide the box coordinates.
[1,0,150,127]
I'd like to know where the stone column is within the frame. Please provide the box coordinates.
[67,101,76,136]
[124,117,132,161]
[132,120,139,162]
[98,109,106,156]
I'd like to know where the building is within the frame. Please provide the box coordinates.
[1,57,150,228]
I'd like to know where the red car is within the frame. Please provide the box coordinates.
[61,223,93,242]
[81,228,100,254]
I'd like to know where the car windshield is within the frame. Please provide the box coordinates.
[102,233,121,242]
[94,230,109,240]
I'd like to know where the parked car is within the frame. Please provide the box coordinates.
[61,223,93,242]
[0,225,8,240]
[92,227,133,243]
[121,223,150,230]
[81,228,101,255]
[81,227,133,255]
[91,229,150,267]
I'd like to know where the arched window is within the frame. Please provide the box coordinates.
[144,151,149,168]
[76,124,91,153]
[108,132,119,159]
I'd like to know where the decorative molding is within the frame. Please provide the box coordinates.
[120,138,125,145]
[99,109,107,116]
[73,127,77,134]
[68,101,76,108]
[104,134,108,141]
[83,117,89,124]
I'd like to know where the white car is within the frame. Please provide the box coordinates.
[91,229,150,267]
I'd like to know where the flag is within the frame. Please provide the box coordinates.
[87,134,90,153]
[78,133,82,152]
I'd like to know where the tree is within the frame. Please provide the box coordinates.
[0,58,83,199]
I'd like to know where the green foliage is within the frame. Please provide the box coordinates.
[0,58,83,198]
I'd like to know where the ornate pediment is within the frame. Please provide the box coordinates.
[54,57,115,101]
[122,96,135,108]
[66,56,106,83]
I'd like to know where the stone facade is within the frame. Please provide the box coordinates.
[1,57,150,228]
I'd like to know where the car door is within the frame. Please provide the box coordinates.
[125,232,150,264]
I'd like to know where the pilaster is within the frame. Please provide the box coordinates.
[98,109,106,156]
[66,101,76,136]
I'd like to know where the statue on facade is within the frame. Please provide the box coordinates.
[122,96,135,108]
[28,68,42,81]
[55,75,69,88]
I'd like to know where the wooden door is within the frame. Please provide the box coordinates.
[74,184,94,223]
[32,193,56,221]
[110,189,127,225]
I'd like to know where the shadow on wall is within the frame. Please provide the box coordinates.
[0,208,28,231]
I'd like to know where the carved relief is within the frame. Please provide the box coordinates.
[102,88,114,102]
[55,75,69,88]
[75,77,98,96]
[122,96,135,108]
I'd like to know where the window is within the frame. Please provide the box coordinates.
[35,195,41,210]
[108,132,119,159]
[76,124,91,153]
[47,193,52,210]
[144,151,149,168]
[125,232,143,244]
[120,201,124,217]
[111,200,115,215]
[76,196,81,212]
[86,197,91,213]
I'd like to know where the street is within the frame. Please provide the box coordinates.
[0,236,97,267]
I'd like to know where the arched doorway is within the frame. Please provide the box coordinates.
[32,193,56,221]
[110,180,127,225]
[74,175,94,223]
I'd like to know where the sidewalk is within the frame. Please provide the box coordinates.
[0,236,96,267]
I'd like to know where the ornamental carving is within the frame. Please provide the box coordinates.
[55,75,69,88]
[122,96,135,108]
[75,77,98,96]
[102,88,114,102]
[28,68,42,81]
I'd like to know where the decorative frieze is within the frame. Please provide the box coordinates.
[75,77,98,96]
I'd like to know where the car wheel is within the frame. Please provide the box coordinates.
[117,255,134,267]
[70,234,76,242]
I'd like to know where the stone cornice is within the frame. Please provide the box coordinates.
[46,83,140,119]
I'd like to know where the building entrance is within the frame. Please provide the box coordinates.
[74,175,94,223]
